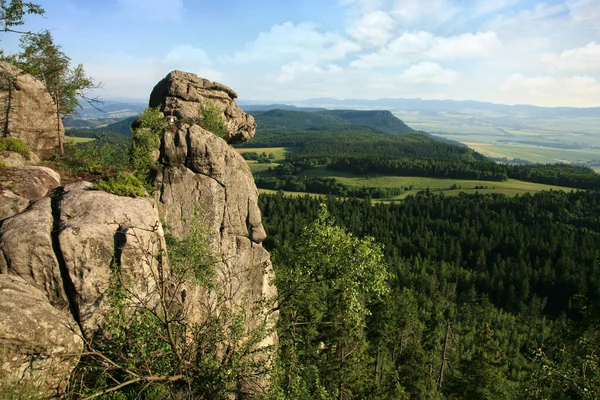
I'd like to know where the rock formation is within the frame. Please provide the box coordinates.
[151,72,277,349]
[149,70,257,144]
[0,275,83,398]
[0,70,276,397]
[0,61,64,157]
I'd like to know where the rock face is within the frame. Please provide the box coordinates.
[0,179,167,394]
[0,61,64,157]
[0,275,83,398]
[0,72,276,396]
[151,71,277,351]
[156,123,277,343]
[149,70,257,144]
[0,166,61,220]
[55,185,167,335]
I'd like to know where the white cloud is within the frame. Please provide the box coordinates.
[398,62,458,84]
[351,30,502,68]
[116,0,184,22]
[275,62,343,83]
[231,22,361,65]
[348,11,395,47]
[498,73,600,107]
[499,73,555,91]
[543,42,600,71]
[391,0,458,30]
[566,0,600,30]
[166,45,212,67]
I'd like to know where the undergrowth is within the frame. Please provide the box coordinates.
[0,137,30,155]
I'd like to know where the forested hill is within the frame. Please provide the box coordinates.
[66,116,136,139]
[249,108,419,135]
[323,109,417,134]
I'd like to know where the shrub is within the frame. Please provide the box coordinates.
[130,107,168,188]
[0,137,30,155]
[54,136,129,173]
[199,101,228,138]
[94,172,146,197]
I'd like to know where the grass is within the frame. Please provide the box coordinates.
[465,142,600,164]
[66,136,95,144]
[258,188,324,198]
[300,166,575,199]
[236,147,295,163]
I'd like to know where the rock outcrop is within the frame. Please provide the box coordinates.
[0,275,82,398]
[151,72,277,348]
[0,61,64,157]
[149,70,257,144]
[0,166,61,220]
[0,71,276,397]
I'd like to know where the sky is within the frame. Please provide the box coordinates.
[2,0,600,107]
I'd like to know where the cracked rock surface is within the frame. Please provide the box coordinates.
[0,274,82,398]
[156,123,276,344]
[149,70,257,144]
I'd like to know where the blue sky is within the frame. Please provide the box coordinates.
[3,0,600,106]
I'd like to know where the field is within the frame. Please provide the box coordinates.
[465,141,600,164]
[394,110,600,164]
[237,147,295,173]
[65,136,94,144]
[301,166,574,199]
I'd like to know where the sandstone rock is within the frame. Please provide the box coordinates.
[0,189,29,220]
[0,149,40,167]
[0,275,82,398]
[56,186,167,335]
[149,70,257,144]
[0,61,64,157]
[0,165,60,200]
[155,123,277,345]
[0,197,68,310]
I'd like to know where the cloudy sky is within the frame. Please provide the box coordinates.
[3,0,600,106]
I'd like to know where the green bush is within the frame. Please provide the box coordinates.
[0,137,30,155]
[199,101,228,138]
[94,172,146,197]
[54,136,129,173]
[130,107,168,188]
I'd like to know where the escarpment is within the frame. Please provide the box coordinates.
[0,70,276,397]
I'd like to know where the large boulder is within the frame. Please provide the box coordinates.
[0,61,64,157]
[156,122,277,348]
[0,275,82,398]
[0,166,60,220]
[0,197,68,310]
[55,184,167,336]
[149,70,257,144]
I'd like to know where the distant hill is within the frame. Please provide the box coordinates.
[240,104,325,112]
[250,108,418,135]
[294,97,600,118]
[323,110,416,135]
[66,116,136,139]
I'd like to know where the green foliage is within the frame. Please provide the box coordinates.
[259,190,600,398]
[69,212,274,399]
[4,30,98,119]
[0,0,44,34]
[54,135,129,172]
[199,101,228,138]
[94,171,146,197]
[129,107,167,187]
[273,205,390,399]
[0,137,30,155]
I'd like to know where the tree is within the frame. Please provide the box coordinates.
[273,204,390,399]
[4,30,99,152]
[0,0,44,35]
